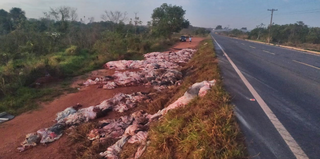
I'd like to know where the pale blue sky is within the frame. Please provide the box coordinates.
[0,0,319,29]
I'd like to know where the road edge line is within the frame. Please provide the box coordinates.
[293,60,320,70]
[211,34,309,159]
[225,35,320,55]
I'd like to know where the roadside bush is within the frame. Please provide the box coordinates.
[149,37,178,52]
[59,55,86,76]
[65,45,79,55]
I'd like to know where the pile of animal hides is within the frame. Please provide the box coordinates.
[18,79,216,159]
[17,92,149,152]
[97,80,216,158]
[83,49,197,90]
[18,48,217,159]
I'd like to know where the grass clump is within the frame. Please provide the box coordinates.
[141,39,247,159]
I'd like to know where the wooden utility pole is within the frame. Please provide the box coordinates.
[267,9,277,43]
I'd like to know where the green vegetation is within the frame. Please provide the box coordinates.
[220,21,320,51]
[227,29,249,39]
[215,25,223,30]
[0,3,203,115]
[250,21,320,44]
[250,21,320,51]
[151,3,190,38]
[180,25,212,37]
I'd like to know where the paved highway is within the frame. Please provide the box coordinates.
[211,33,320,159]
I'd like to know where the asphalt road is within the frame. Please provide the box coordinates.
[211,33,320,159]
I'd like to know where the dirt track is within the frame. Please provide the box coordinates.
[0,37,204,159]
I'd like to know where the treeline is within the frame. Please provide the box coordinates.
[250,21,320,45]
[0,3,206,114]
[219,21,320,50]
[180,25,211,36]
[223,29,248,39]
[0,7,151,98]
[0,7,159,64]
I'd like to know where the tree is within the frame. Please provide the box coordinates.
[101,11,128,24]
[241,27,247,31]
[9,7,26,30]
[0,9,11,34]
[249,23,266,40]
[101,11,128,32]
[306,27,320,44]
[215,25,222,30]
[132,12,142,34]
[230,29,244,37]
[43,6,78,32]
[151,3,189,38]
[88,17,95,23]
[195,28,210,35]
[70,8,78,21]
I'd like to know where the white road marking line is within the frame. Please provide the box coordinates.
[293,60,320,70]
[211,35,309,159]
[238,37,320,57]
[263,50,275,55]
[241,43,245,45]
[250,46,256,49]
[302,52,320,57]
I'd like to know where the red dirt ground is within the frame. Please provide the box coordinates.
[0,37,205,159]
[167,36,204,52]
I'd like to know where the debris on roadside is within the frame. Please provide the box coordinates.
[55,103,82,123]
[150,80,216,120]
[98,80,216,158]
[18,92,149,152]
[87,115,134,141]
[17,133,41,152]
[37,123,66,144]
[17,49,217,159]
[0,112,15,123]
[83,49,196,90]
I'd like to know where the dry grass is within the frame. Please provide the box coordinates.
[65,122,118,159]
[140,39,247,159]
[288,43,320,52]
[120,143,141,158]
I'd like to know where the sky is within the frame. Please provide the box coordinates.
[0,0,319,30]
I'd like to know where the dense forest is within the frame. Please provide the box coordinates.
[0,4,210,114]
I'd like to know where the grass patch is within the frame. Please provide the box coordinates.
[140,39,247,159]
[0,83,77,115]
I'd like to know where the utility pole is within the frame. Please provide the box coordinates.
[267,9,277,43]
